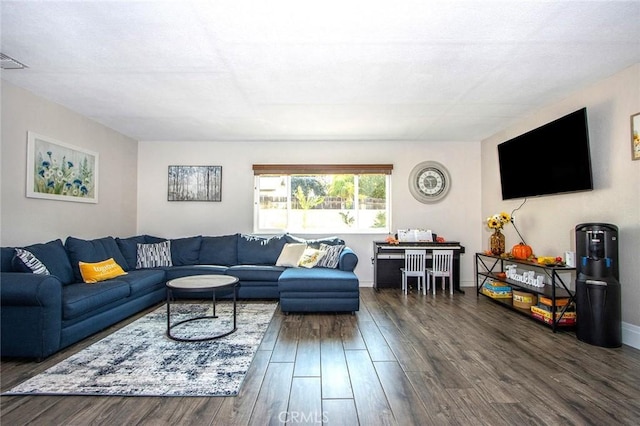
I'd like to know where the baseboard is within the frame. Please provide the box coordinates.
[622,322,640,349]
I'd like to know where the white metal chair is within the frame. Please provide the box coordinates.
[427,250,454,295]
[401,250,426,295]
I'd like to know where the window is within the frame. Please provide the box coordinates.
[254,164,392,234]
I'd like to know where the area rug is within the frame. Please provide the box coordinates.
[5,301,278,397]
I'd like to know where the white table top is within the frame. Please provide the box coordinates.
[166,274,239,290]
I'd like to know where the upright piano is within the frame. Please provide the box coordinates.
[372,241,466,292]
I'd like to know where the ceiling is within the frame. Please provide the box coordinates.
[1,0,639,142]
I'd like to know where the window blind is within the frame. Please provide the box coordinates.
[252,164,393,175]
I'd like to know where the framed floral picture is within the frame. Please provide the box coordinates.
[632,112,640,161]
[168,165,222,201]
[26,132,99,203]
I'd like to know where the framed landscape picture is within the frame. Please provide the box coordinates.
[168,165,222,201]
[26,132,99,203]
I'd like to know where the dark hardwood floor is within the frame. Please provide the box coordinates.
[2,287,640,425]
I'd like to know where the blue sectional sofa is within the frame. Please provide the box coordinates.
[0,233,359,360]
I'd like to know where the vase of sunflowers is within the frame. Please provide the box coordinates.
[487,212,510,255]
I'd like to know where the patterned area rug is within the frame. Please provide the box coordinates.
[5,301,278,397]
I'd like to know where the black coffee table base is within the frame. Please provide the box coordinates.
[166,278,238,342]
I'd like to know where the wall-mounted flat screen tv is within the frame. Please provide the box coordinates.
[497,107,593,200]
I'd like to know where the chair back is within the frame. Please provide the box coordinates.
[404,250,426,273]
[431,250,453,273]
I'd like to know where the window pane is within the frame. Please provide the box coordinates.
[257,176,288,230]
[358,174,388,229]
[255,173,390,233]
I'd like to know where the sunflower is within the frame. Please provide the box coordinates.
[486,212,511,230]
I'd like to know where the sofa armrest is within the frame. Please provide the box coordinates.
[1,272,63,306]
[1,272,63,359]
[338,247,358,272]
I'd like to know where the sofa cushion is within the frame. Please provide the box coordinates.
[136,241,173,268]
[226,265,285,281]
[279,296,359,314]
[279,267,359,291]
[144,235,167,244]
[13,248,51,275]
[65,236,130,280]
[165,265,228,281]
[109,269,166,295]
[1,247,15,272]
[116,235,167,269]
[115,235,147,271]
[199,234,238,266]
[13,239,75,285]
[279,290,360,299]
[79,258,127,283]
[170,236,202,266]
[316,244,345,269]
[237,234,288,265]
[285,234,345,249]
[62,280,130,320]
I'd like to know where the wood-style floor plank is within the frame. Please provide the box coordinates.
[405,370,472,425]
[287,377,322,425]
[356,320,396,362]
[293,316,321,377]
[320,317,353,400]
[322,399,359,426]
[374,360,432,426]
[212,349,271,426]
[344,350,394,425]
[3,288,640,425]
[271,316,299,363]
[248,362,294,426]
[339,315,366,350]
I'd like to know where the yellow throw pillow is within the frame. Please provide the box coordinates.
[79,258,127,283]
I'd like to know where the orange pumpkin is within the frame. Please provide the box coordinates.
[512,243,533,260]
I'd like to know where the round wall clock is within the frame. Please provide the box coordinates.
[408,161,451,203]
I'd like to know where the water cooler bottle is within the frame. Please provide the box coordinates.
[575,223,621,348]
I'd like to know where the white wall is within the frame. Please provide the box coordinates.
[137,140,482,286]
[481,64,640,341]
[0,81,138,246]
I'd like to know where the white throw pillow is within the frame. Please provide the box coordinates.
[275,243,307,267]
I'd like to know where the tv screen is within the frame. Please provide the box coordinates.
[497,108,593,200]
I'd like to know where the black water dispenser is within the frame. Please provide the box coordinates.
[575,223,621,347]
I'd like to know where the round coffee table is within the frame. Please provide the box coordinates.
[166,274,239,342]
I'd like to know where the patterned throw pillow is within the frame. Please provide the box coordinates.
[298,248,326,269]
[316,244,345,268]
[13,248,50,275]
[136,241,173,268]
